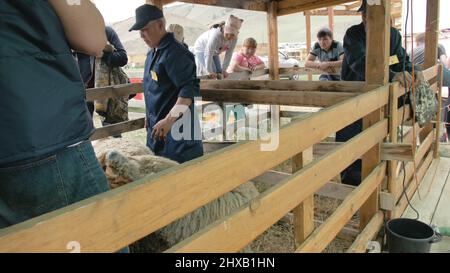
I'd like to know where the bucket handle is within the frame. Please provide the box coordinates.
[431,225,443,244]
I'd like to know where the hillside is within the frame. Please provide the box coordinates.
[112,3,362,57]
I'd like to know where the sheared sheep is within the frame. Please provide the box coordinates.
[92,138,259,252]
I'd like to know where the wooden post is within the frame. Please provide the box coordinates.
[387,83,399,219]
[360,0,390,230]
[421,0,440,142]
[146,0,163,9]
[328,7,335,32]
[305,13,313,81]
[267,1,281,146]
[268,1,279,80]
[292,148,314,246]
[434,64,443,158]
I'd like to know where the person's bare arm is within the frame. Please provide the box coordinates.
[304,54,319,69]
[48,0,106,56]
[228,60,250,73]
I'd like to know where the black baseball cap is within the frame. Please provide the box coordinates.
[358,0,367,13]
[129,4,164,32]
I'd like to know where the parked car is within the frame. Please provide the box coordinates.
[260,51,300,80]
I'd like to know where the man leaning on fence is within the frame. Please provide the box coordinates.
[336,0,424,186]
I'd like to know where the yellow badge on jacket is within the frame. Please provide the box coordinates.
[151,70,158,82]
[389,55,400,66]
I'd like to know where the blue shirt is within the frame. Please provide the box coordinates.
[144,33,203,163]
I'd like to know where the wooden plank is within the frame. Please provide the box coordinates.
[200,89,357,107]
[393,149,434,218]
[403,158,450,224]
[305,13,313,81]
[167,120,388,253]
[268,1,279,81]
[388,83,399,215]
[277,0,351,16]
[167,0,267,11]
[381,143,414,162]
[86,83,143,101]
[422,65,439,82]
[434,65,443,158]
[90,118,145,141]
[360,0,390,231]
[396,104,412,127]
[328,6,334,32]
[430,161,450,228]
[296,163,387,253]
[292,148,314,246]
[0,86,389,253]
[347,211,384,253]
[424,0,440,69]
[395,129,435,200]
[200,80,373,93]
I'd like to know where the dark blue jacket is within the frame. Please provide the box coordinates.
[341,22,417,82]
[144,33,203,163]
[77,26,128,87]
[0,0,94,165]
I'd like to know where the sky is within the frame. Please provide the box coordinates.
[93,0,450,30]
[402,0,450,33]
[93,0,183,24]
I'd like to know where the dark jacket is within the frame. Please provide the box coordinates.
[144,33,203,163]
[341,22,417,82]
[0,0,94,165]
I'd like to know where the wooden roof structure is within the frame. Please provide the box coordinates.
[0,0,443,253]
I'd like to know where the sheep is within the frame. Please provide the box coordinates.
[92,138,259,252]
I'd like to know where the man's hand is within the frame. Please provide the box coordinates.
[151,116,177,142]
[207,73,217,79]
[103,43,115,53]
[393,72,413,89]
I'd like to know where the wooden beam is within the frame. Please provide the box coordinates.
[86,84,143,101]
[328,6,335,32]
[200,80,374,92]
[347,211,384,253]
[0,86,389,253]
[394,129,435,201]
[434,64,443,158]
[292,148,314,246]
[168,121,388,253]
[90,118,145,141]
[305,13,312,81]
[305,10,360,16]
[200,89,357,107]
[296,162,387,253]
[278,0,351,16]
[424,0,440,69]
[268,1,279,80]
[380,143,414,162]
[360,0,390,231]
[147,0,163,9]
[393,149,434,218]
[387,84,399,218]
[166,0,267,11]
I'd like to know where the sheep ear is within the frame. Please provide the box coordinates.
[240,19,244,23]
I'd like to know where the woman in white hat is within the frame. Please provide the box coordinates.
[193,15,243,79]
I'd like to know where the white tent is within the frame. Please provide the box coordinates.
[402,0,450,34]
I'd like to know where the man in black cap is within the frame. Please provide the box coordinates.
[130,4,203,163]
[337,0,424,186]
